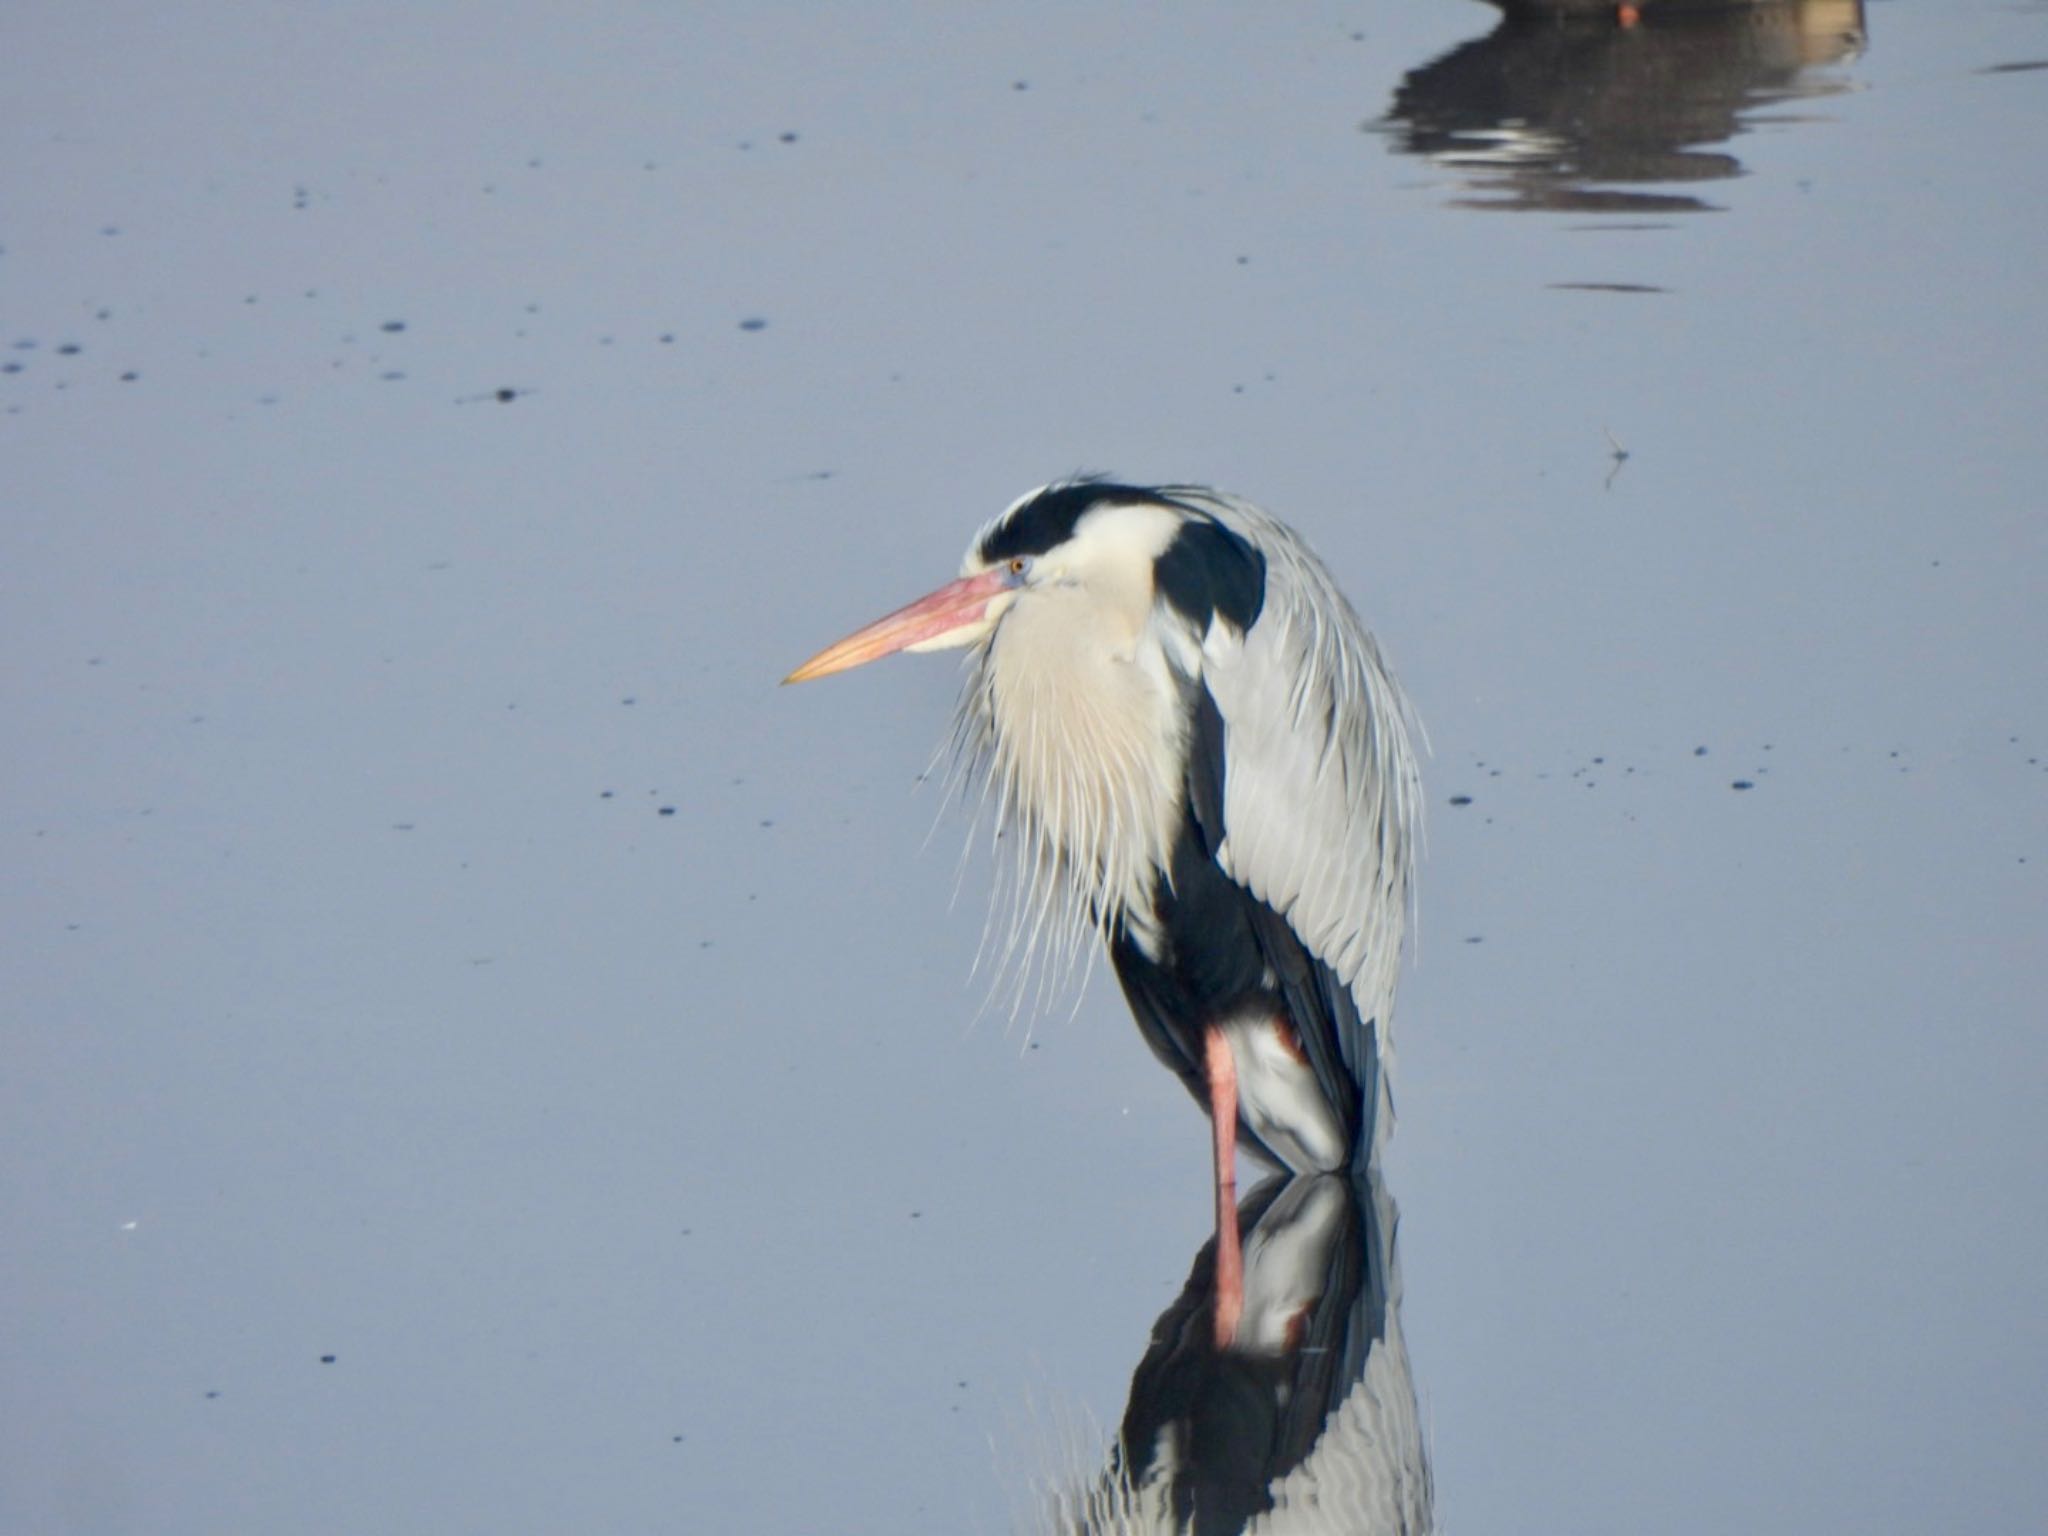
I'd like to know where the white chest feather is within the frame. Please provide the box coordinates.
[980,586,1187,934]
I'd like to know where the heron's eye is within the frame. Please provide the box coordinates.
[1007,556,1029,577]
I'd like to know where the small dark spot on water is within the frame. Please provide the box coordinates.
[204,1390,221,1400]
[621,696,636,706]
[2,362,21,374]
[495,387,517,402]
[390,822,415,832]
[381,320,407,333]
[779,131,799,143]
[57,343,81,355]
[379,370,406,381]
[759,819,774,828]
[12,338,36,350]
[658,806,676,816]
[1464,935,1484,944]
[1548,282,1669,295]
[672,1434,686,1444]
[1977,59,2048,74]
[738,316,768,332]
[1448,794,1473,806]
[120,371,138,382]
[600,790,614,798]
[101,226,120,236]
[1694,745,1709,756]
[319,1354,337,1364]
[659,333,675,344]
[909,1210,922,1219]
[1013,79,1030,91]
[1732,780,1754,791]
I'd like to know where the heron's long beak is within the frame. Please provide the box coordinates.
[783,567,1016,684]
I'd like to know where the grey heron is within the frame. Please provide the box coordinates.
[786,481,1421,1340]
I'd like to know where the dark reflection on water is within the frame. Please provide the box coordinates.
[1049,1168,1429,1535]
[1379,0,1868,214]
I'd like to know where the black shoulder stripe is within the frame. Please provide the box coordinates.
[1185,681,1228,859]
[1154,518,1266,634]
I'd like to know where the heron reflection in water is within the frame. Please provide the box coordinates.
[1046,1167,1430,1536]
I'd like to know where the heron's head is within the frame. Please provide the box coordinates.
[784,480,1265,684]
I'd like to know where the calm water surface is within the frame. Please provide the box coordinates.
[5,3,2044,1533]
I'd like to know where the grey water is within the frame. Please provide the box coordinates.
[5,3,2044,1533]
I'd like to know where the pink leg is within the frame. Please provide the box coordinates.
[1205,1025,1244,1348]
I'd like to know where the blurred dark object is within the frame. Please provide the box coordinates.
[1382,0,1867,213]
[1489,0,1840,16]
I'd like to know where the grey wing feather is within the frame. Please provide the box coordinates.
[1171,490,1423,1076]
